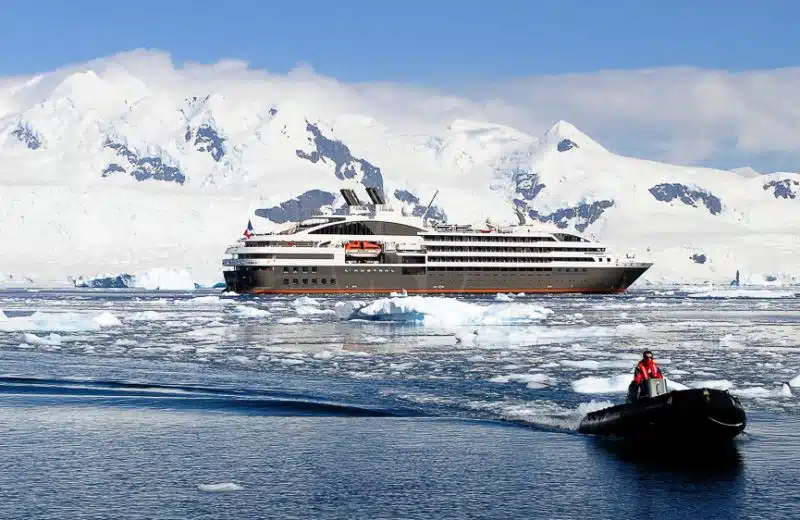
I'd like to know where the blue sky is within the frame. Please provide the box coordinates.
[1,0,798,84]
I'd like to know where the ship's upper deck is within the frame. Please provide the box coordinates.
[240,186,601,249]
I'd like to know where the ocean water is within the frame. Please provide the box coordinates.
[1,288,799,519]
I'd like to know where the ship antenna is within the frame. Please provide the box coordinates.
[420,189,439,221]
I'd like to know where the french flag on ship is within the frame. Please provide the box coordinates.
[243,219,254,238]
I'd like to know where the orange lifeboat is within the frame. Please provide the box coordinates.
[344,240,382,258]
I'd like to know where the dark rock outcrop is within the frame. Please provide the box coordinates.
[691,254,707,264]
[185,123,225,162]
[528,200,614,232]
[255,190,338,224]
[296,122,384,193]
[393,189,447,222]
[11,123,42,150]
[102,139,185,184]
[763,179,799,199]
[649,183,722,215]
[557,139,578,152]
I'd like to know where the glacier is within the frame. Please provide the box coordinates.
[1,51,800,287]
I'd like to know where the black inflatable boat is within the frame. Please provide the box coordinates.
[578,381,746,441]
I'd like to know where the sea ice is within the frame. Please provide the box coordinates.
[345,296,553,326]
[233,305,271,318]
[197,482,243,492]
[0,310,121,332]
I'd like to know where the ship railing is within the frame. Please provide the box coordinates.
[222,258,274,267]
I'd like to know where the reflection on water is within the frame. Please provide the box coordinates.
[589,437,745,478]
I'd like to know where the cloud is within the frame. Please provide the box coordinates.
[4,49,800,172]
[464,67,800,168]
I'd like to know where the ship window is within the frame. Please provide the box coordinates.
[302,278,308,285]
[330,278,337,285]
[302,267,308,273]
[282,267,289,273]
[312,278,317,285]
[283,279,289,285]
[321,278,327,285]
[311,266,317,273]
[292,267,298,273]
[292,278,298,285]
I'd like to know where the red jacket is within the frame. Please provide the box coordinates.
[633,359,663,384]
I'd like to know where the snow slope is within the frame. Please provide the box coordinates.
[1,51,799,286]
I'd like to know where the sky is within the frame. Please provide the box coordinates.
[2,0,798,82]
[1,0,799,171]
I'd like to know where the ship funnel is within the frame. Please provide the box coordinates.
[340,188,363,206]
[365,186,386,205]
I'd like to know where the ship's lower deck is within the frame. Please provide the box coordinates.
[223,264,650,295]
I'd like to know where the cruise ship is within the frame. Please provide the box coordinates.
[222,187,652,294]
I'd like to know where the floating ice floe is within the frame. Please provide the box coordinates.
[734,385,793,398]
[128,310,167,321]
[233,305,271,318]
[290,296,335,316]
[175,296,236,306]
[688,289,796,299]
[465,322,648,348]
[342,296,553,326]
[197,482,243,492]
[21,332,63,346]
[488,373,554,389]
[572,374,688,394]
[686,379,734,391]
[0,310,121,332]
[559,359,632,370]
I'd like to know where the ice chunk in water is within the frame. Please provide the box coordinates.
[197,482,243,492]
[688,289,796,299]
[233,305,271,318]
[346,296,553,326]
[572,374,687,394]
[0,310,121,332]
[22,332,63,346]
[489,373,554,389]
[688,379,734,391]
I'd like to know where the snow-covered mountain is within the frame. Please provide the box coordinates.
[1,51,799,287]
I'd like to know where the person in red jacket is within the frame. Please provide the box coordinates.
[634,350,663,385]
[627,350,664,401]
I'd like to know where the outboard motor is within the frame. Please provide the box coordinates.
[627,378,669,403]
[643,378,669,398]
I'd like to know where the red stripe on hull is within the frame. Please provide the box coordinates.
[245,287,627,295]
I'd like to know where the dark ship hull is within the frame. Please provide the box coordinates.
[223,265,650,295]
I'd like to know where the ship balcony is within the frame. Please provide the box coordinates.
[226,244,333,255]
[424,250,604,258]
[222,258,275,267]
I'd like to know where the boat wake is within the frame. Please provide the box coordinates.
[0,376,412,417]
